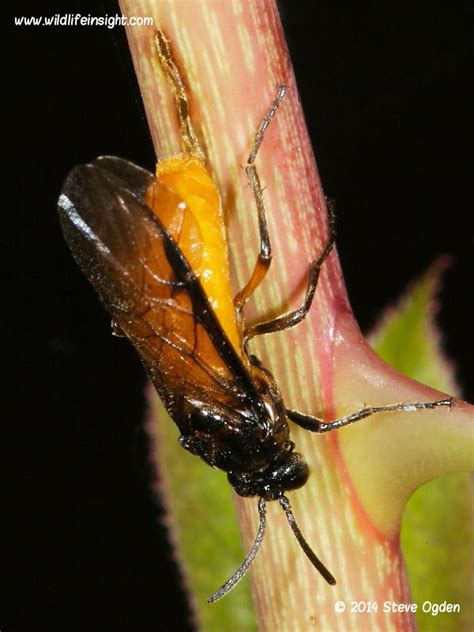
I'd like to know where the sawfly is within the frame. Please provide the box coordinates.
[58,29,452,602]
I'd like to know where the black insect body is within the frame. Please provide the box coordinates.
[58,30,453,603]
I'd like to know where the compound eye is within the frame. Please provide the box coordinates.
[272,452,309,493]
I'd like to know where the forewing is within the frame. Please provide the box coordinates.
[58,158,256,421]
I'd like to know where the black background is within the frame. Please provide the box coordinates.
[5,2,473,631]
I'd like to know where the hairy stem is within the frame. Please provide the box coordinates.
[120,2,474,630]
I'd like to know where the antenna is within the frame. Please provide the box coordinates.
[279,495,336,585]
[208,497,267,603]
[208,494,335,604]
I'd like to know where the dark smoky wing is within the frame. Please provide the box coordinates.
[90,156,155,199]
[57,161,257,420]
[58,162,155,315]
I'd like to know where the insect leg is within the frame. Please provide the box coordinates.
[234,85,287,311]
[155,29,204,158]
[244,202,336,341]
[287,398,453,433]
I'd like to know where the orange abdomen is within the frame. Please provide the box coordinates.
[145,156,242,356]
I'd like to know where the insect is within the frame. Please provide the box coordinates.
[58,30,452,603]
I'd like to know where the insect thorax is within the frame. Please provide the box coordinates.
[178,364,310,500]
